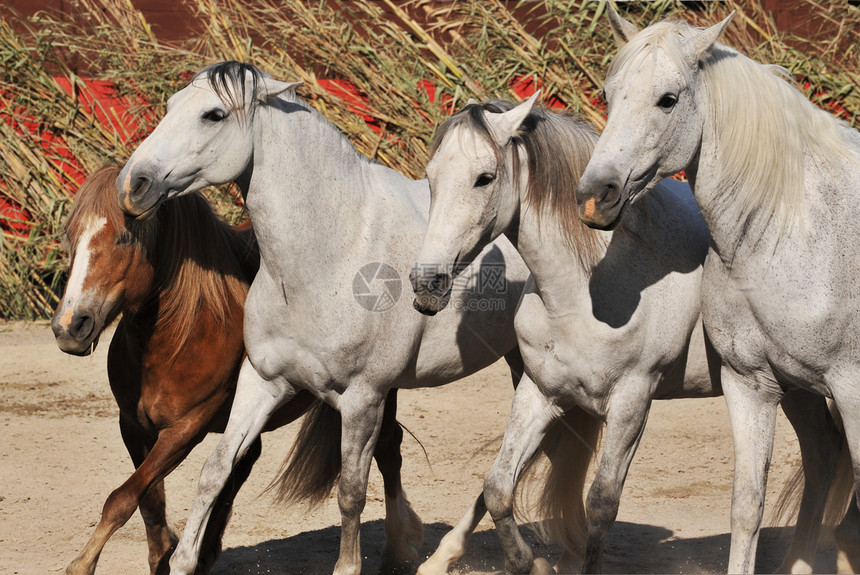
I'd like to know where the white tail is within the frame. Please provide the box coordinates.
[516,405,604,560]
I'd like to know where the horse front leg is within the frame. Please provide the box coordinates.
[121,415,177,575]
[169,359,295,575]
[485,373,559,575]
[415,347,529,575]
[581,383,652,573]
[334,388,388,575]
[191,435,263,574]
[723,365,780,575]
[775,390,842,574]
[139,481,177,574]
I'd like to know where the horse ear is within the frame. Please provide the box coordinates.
[486,90,540,145]
[466,98,478,106]
[606,2,639,47]
[257,78,303,102]
[686,12,734,63]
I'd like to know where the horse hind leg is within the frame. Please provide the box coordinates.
[169,359,296,575]
[835,494,860,574]
[773,390,843,574]
[375,389,425,570]
[826,388,860,575]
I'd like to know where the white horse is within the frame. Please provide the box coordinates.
[576,6,860,574]
[411,97,851,574]
[114,61,597,575]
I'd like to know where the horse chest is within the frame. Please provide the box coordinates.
[515,296,637,414]
[701,254,841,396]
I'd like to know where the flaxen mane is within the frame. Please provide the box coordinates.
[432,100,606,270]
[608,20,860,234]
[65,165,257,354]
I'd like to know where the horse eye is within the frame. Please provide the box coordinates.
[474,173,496,188]
[657,94,678,111]
[202,108,229,122]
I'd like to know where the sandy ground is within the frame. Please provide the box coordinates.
[0,320,839,574]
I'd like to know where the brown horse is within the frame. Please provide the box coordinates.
[51,166,411,575]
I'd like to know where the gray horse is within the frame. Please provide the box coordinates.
[577,6,860,573]
[411,96,847,573]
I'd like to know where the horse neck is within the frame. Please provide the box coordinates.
[688,96,793,265]
[246,101,416,266]
[688,52,859,263]
[507,174,609,315]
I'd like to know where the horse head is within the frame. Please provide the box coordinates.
[53,166,156,355]
[412,96,537,315]
[576,7,733,230]
[117,61,300,219]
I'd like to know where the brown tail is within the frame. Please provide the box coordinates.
[516,405,604,557]
[267,400,342,508]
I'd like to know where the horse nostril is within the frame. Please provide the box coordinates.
[408,267,421,293]
[69,313,95,342]
[604,179,620,199]
[592,178,622,204]
[430,273,452,295]
[130,176,151,201]
[410,265,453,298]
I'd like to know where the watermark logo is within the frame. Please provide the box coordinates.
[476,263,507,294]
[352,262,402,312]
[354,261,510,312]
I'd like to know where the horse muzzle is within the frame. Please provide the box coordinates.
[51,307,101,356]
[116,167,169,220]
[410,267,453,315]
[576,171,628,230]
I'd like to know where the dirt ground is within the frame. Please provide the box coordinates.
[0,320,839,574]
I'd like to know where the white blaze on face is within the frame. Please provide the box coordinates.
[57,216,106,329]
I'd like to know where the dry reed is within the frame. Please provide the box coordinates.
[0,0,856,318]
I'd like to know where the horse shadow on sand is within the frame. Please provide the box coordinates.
[211,519,837,574]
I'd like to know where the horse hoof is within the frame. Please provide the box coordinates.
[416,559,448,575]
[65,560,95,575]
[381,542,419,573]
[531,557,554,575]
